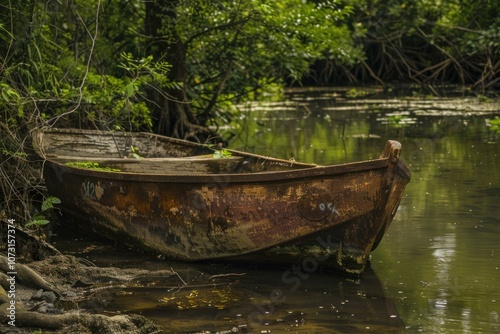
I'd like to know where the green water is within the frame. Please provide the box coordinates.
[55,88,500,333]
[227,88,500,333]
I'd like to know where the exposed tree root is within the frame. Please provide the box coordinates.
[0,291,161,333]
[0,253,171,333]
[0,256,56,293]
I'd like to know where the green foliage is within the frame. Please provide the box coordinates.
[212,149,233,159]
[0,1,178,133]
[346,88,372,98]
[26,196,61,227]
[175,0,361,110]
[119,53,180,90]
[64,162,121,172]
[41,196,61,212]
[488,117,500,133]
[385,114,409,129]
[129,146,144,159]
[70,53,178,130]
[309,0,498,90]
[203,144,233,159]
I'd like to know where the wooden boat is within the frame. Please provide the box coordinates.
[33,128,411,275]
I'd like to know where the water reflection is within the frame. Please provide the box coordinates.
[100,263,405,333]
[52,225,405,333]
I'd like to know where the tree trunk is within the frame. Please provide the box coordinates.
[145,0,206,139]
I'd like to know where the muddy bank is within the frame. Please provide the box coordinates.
[1,248,170,333]
[0,255,172,333]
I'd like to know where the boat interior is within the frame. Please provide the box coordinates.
[35,129,317,174]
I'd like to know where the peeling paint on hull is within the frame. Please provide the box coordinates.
[34,128,411,275]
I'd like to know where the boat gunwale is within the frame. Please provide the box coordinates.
[44,157,390,183]
[34,128,398,183]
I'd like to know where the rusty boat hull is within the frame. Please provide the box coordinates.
[33,128,411,275]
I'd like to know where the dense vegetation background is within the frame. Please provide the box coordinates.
[1,0,499,223]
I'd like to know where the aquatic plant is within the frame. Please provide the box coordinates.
[378,112,416,129]
[64,162,121,172]
[487,116,500,133]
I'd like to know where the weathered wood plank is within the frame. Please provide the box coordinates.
[54,156,246,174]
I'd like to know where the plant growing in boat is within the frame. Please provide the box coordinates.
[129,146,144,159]
[204,144,233,159]
[64,161,121,172]
[212,148,232,159]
